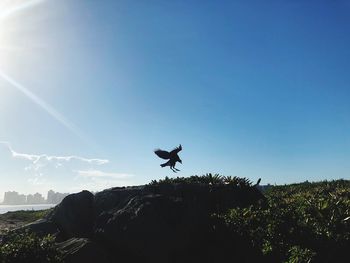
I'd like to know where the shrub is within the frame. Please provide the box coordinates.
[216,179,350,262]
[0,209,53,223]
[286,246,316,263]
[0,230,63,263]
[149,173,252,187]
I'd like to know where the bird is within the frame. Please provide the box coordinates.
[154,144,182,172]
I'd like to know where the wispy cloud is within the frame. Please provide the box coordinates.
[77,170,134,179]
[27,173,46,186]
[0,141,109,166]
[71,170,135,193]
[0,141,134,194]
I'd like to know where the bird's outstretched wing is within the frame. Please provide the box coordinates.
[154,149,171,159]
[170,144,182,155]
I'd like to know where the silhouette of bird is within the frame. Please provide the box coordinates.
[154,144,182,172]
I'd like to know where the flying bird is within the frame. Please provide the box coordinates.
[154,144,182,172]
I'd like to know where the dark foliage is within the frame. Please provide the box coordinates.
[149,173,252,188]
[1,177,349,263]
[215,179,350,263]
[0,230,63,263]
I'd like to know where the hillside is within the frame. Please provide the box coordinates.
[0,175,349,263]
[0,210,52,235]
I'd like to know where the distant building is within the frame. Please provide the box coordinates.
[47,190,69,204]
[3,191,26,205]
[1,190,69,205]
[26,194,34,204]
[26,193,45,204]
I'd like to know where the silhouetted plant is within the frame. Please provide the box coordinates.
[149,174,252,188]
[286,246,316,263]
[0,230,63,263]
[216,179,350,262]
[222,176,252,187]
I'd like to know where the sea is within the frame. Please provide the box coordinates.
[0,204,57,214]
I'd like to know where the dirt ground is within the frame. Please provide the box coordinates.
[0,218,26,235]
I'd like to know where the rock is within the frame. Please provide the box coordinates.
[93,185,263,263]
[19,219,59,238]
[29,179,267,262]
[94,194,188,262]
[57,238,110,263]
[47,190,94,240]
[93,186,145,216]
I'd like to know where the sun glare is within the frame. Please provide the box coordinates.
[0,0,46,52]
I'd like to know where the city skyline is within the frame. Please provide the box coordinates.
[1,189,69,205]
[0,0,349,196]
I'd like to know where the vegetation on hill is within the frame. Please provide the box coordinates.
[149,173,253,187]
[0,209,52,223]
[0,176,349,262]
[0,209,58,262]
[216,179,350,262]
[0,209,53,236]
[0,231,62,263]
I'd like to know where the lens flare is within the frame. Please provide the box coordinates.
[0,69,85,140]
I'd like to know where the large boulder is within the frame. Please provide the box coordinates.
[18,178,266,262]
[93,183,265,263]
[47,190,94,240]
[94,194,189,262]
[145,182,266,211]
[93,186,145,216]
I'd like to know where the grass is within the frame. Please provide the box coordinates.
[0,209,53,235]
[0,209,52,223]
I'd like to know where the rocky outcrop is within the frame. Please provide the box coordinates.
[16,180,266,262]
[20,219,59,238]
[56,238,110,263]
[47,190,94,240]
[92,183,265,262]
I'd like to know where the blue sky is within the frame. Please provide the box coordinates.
[0,0,349,199]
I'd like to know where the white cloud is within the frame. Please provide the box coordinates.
[0,141,109,166]
[76,170,134,179]
[70,173,134,193]
[0,141,110,188]
[0,141,133,195]
[27,173,46,186]
[73,170,135,192]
